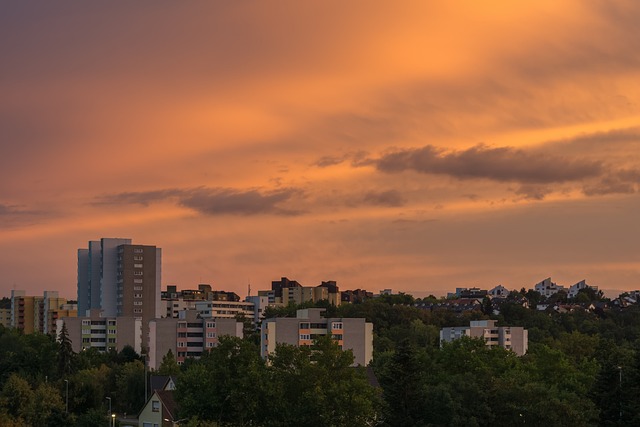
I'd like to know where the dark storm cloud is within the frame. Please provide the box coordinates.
[376,144,603,184]
[362,190,405,207]
[96,187,305,216]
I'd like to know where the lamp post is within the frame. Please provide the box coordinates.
[64,379,69,414]
[111,413,116,427]
[142,352,148,401]
[106,397,111,427]
[617,366,623,420]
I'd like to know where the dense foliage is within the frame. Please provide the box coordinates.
[1,288,640,426]
[0,324,144,426]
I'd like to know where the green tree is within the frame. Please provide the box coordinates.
[176,336,267,425]
[1,374,33,420]
[265,336,381,427]
[23,382,65,427]
[378,340,430,426]
[57,322,75,377]
[157,349,181,377]
[114,360,145,414]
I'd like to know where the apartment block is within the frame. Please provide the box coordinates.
[58,309,142,354]
[77,238,161,349]
[261,277,341,307]
[440,319,528,356]
[148,310,243,369]
[11,290,77,335]
[161,284,250,319]
[261,308,373,366]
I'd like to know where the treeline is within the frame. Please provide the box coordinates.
[0,324,146,426]
[2,290,640,426]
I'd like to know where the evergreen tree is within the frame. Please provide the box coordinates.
[57,322,74,377]
[157,349,181,377]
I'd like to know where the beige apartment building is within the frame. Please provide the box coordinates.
[11,290,77,335]
[261,308,373,366]
[440,319,528,356]
[148,309,243,370]
[58,309,142,354]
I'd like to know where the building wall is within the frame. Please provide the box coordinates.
[0,308,11,328]
[99,238,132,317]
[117,244,161,350]
[77,248,90,316]
[137,391,164,427]
[440,320,528,356]
[59,311,142,354]
[148,311,243,370]
[260,308,373,366]
[88,241,102,314]
[11,291,36,333]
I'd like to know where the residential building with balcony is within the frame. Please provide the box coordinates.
[77,238,161,349]
[261,308,373,366]
[148,309,243,369]
[11,290,77,335]
[57,309,142,354]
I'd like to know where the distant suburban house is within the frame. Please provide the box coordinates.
[138,389,177,427]
[488,285,510,298]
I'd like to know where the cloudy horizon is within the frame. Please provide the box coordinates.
[1,1,639,299]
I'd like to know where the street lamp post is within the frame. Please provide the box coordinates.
[142,352,148,401]
[111,413,116,427]
[106,397,112,427]
[618,366,623,420]
[64,379,69,413]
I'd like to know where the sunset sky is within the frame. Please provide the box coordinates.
[1,1,639,299]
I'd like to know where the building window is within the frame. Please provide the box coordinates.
[206,322,215,328]
[134,308,142,313]
[207,332,216,338]
[134,279,143,284]
[331,322,343,330]
[134,256,143,261]
[134,294,143,298]
[134,286,143,291]
[134,271,143,276]
[134,248,144,253]
[152,401,160,412]
[299,323,310,329]
[299,334,310,340]
[134,264,143,268]
[134,301,143,306]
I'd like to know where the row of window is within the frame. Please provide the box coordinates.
[299,323,343,330]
